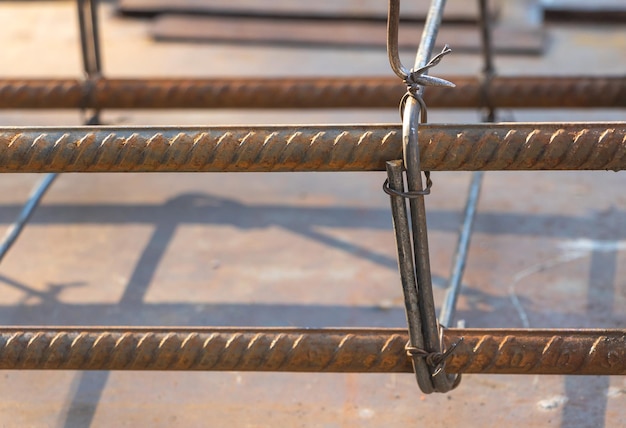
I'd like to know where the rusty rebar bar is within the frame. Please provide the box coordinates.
[0,123,624,172]
[0,76,624,109]
[0,327,623,375]
[443,329,626,375]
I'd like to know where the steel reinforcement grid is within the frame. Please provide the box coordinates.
[0,0,624,398]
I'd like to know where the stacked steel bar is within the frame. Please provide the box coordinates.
[0,76,624,109]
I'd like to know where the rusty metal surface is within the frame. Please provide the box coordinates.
[0,122,624,172]
[0,327,623,375]
[1,76,624,109]
[444,329,626,375]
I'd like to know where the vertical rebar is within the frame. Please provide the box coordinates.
[478,0,495,123]
[0,174,57,262]
[77,0,102,79]
[439,0,493,328]
[439,170,483,327]
[77,0,103,124]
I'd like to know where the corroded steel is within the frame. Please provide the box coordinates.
[0,327,623,375]
[444,329,626,375]
[0,328,410,372]
[0,123,624,172]
[0,76,623,109]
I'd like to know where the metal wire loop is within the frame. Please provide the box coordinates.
[383,171,433,198]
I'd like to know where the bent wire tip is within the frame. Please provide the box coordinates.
[413,75,456,88]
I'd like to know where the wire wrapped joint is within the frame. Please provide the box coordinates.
[399,45,455,121]
[403,45,456,96]
[406,338,463,377]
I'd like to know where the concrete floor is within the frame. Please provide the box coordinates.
[0,1,625,426]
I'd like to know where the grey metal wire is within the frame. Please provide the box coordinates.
[0,174,57,262]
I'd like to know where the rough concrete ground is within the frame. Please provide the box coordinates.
[0,1,625,426]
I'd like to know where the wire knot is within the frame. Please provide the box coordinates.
[403,45,456,97]
[399,46,455,123]
[406,338,463,377]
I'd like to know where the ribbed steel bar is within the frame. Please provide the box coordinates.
[0,76,624,109]
[444,329,626,375]
[0,327,622,375]
[0,122,625,172]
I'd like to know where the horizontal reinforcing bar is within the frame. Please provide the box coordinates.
[0,123,624,172]
[0,76,624,109]
[0,327,623,375]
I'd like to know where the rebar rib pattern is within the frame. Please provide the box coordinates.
[0,123,624,172]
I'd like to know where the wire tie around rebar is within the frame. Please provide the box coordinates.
[392,46,455,196]
[397,46,455,120]
[405,45,454,95]
[382,172,433,198]
[406,338,463,377]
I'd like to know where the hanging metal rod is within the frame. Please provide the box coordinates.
[0,76,624,109]
[392,0,458,394]
[0,327,622,375]
[0,122,624,172]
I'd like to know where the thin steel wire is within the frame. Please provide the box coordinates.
[0,174,57,261]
